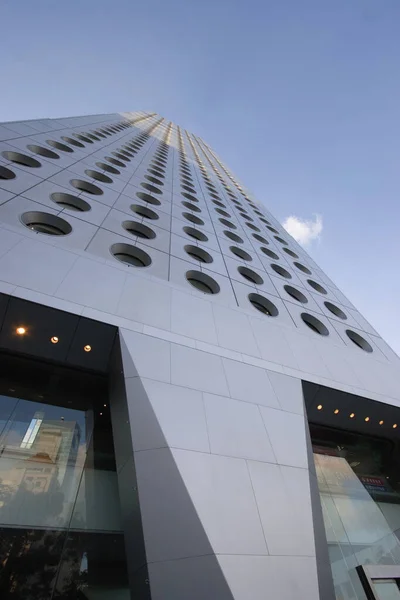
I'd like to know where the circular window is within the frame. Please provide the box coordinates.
[230,246,252,261]
[284,285,307,303]
[246,223,260,232]
[294,262,311,275]
[111,243,152,267]
[183,212,204,226]
[219,218,236,229]
[224,231,243,244]
[182,184,196,194]
[130,205,159,220]
[209,192,220,200]
[238,266,263,285]
[2,151,41,168]
[184,245,213,263]
[183,226,208,242]
[96,161,120,175]
[325,302,347,320]
[212,200,226,208]
[153,159,166,167]
[182,192,198,203]
[0,165,16,180]
[307,279,327,294]
[274,236,288,245]
[87,133,100,141]
[145,174,164,187]
[186,270,220,294]
[261,247,279,260]
[260,217,271,225]
[122,221,156,239]
[111,152,130,163]
[253,234,269,244]
[182,201,201,213]
[283,247,299,259]
[181,175,193,185]
[105,156,125,168]
[141,182,162,195]
[84,169,113,184]
[61,136,84,148]
[50,192,91,212]
[27,145,60,160]
[136,191,161,206]
[70,179,103,196]
[47,140,74,153]
[148,168,165,178]
[346,330,373,352]
[301,313,329,336]
[216,208,231,217]
[248,294,278,316]
[267,226,279,234]
[271,264,291,279]
[21,211,72,236]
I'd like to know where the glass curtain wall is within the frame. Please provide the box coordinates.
[0,355,129,600]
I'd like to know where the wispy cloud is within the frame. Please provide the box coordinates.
[282,214,323,246]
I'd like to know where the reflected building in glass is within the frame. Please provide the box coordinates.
[0,111,400,599]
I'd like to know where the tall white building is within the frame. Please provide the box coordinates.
[0,111,400,600]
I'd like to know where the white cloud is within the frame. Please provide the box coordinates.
[282,214,323,246]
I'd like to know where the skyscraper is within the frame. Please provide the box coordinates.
[0,111,400,600]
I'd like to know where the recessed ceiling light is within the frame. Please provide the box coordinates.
[365,417,370,422]
[334,409,339,414]
[16,326,26,335]
[317,404,323,410]
[393,424,398,429]
[379,420,384,425]
[51,336,59,344]
[350,413,355,418]
[84,345,92,352]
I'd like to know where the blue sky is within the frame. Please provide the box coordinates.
[2,0,400,351]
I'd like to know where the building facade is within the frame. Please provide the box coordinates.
[0,111,400,600]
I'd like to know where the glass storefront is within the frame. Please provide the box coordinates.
[311,423,400,600]
[0,355,129,600]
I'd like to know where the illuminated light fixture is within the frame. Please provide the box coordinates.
[364,417,370,422]
[50,336,59,344]
[16,326,26,335]
[84,345,91,352]
[100,412,103,416]
[393,424,398,429]
[379,420,384,425]
[334,409,339,414]
[103,404,107,407]
[350,413,355,418]
[317,404,323,410]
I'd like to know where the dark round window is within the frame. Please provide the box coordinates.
[96,161,120,175]
[21,211,72,236]
[183,212,204,226]
[294,262,311,275]
[136,191,161,206]
[27,145,60,160]
[111,243,152,267]
[2,151,41,168]
[253,234,269,244]
[324,301,347,320]
[284,285,308,304]
[238,266,264,285]
[283,247,299,259]
[122,221,156,239]
[301,313,329,336]
[224,231,244,244]
[184,245,213,263]
[186,271,220,294]
[220,218,236,229]
[141,182,162,195]
[130,205,159,220]
[85,169,113,184]
[307,279,327,294]
[183,227,208,242]
[70,179,103,196]
[271,264,291,279]
[248,294,278,316]
[0,165,16,180]
[51,192,91,212]
[230,246,252,261]
[47,140,74,153]
[346,330,373,352]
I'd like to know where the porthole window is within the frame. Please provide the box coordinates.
[307,279,327,294]
[111,243,152,267]
[122,221,156,239]
[260,217,271,225]
[51,192,91,212]
[21,211,72,236]
[87,133,100,141]
[238,266,264,285]
[61,136,84,148]
[136,191,161,206]
[182,192,198,203]
[261,247,279,260]
[131,204,159,220]
[246,223,260,232]
[184,245,213,264]
[182,201,201,213]
[141,182,162,195]
[274,236,288,245]
[248,293,278,316]
[230,246,252,261]
[253,234,269,244]
[112,152,130,162]
[346,330,373,352]
[283,247,299,259]
[224,230,243,244]
[212,200,226,208]
[105,156,125,168]
[27,145,60,160]
[284,285,307,304]
[301,313,329,336]
[148,168,165,178]
[216,208,231,217]
[183,226,209,242]
[294,262,311,275]
[47,140,74,153]
[0,165,16,180]
[96,162,120,175]
[183,212,204,226]
[84,169,113,184]
[145,174,164,186]
[220,218,236,229]
[267,226,279,234]
[182,184,196,194]
[271,264,291,279]
[2,151,41,168]
[186,270,220,294]
[70,179,103,196]
[324,301,347,320]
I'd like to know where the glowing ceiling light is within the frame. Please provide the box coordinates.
[84,345,91,352]
[50,336,59,344]
[317,404,323,410]
[365,417,370,422]
[350,413,355,419]
[379,420,384,425]
[16,326,26,335]
[393,424,398,429]
[334,409,339,415]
